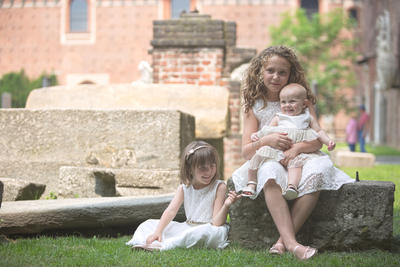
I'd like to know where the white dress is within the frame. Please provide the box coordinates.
[232,99,354,200]
[249,109,321,170]
[126,180,230,251]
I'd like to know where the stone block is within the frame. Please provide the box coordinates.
[331,150,376,167]
[58,167,116,198]
[0,178,46,201]
[228,180,394,251]
[58,167,180,198]
[0,109,194,196]
[25,83,226,138]
[0,195,185,235]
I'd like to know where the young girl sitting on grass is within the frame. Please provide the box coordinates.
[126,140,241,251]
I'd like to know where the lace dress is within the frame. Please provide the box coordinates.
[232,100,354,200]
[126,180,229,250]
[250,109,322,170]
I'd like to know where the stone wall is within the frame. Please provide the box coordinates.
[0,109,194,197]
[151,13,256,178]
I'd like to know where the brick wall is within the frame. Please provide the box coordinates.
[151,13,255,178]
[152,48,224,85]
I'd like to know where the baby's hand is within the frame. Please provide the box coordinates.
[146,233,161,244]
[327,140,336,151]
[251,133,259,142]
[224,191,242,207]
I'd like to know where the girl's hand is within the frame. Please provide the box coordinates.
[146,233,162,244]
[280,146,300,167]
[224,191,242,207]
[263,132,292,151]
[250,133,259,142]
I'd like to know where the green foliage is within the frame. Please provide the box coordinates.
[45,192,58,200]
[0,70,57,108]
[269,8,358,116]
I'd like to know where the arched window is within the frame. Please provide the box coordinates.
[171,0,190,18]
[300,0,319,19]
[70,0,88,32]
[348,7,359,26]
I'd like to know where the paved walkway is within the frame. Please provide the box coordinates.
[375,155,400,165]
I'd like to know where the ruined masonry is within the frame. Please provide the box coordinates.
[0,109,194,199]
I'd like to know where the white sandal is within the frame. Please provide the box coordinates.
[282,184,299,200]
[241,181,257,198]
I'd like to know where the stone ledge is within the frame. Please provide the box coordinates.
[58,167,180,198]
[228,180,395,251]
[0,195,184,235]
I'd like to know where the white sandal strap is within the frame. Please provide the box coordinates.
[247,181,257,185]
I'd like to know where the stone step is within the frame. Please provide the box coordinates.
[0,195,184,236]
[58,166,180,198]
[228,180,395,251]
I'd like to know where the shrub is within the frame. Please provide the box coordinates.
[0,69,57,108]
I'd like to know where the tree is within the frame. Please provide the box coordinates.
[0,70,57,108]
[269,8,358,116]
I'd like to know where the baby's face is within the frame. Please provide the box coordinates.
[279,86,307,116]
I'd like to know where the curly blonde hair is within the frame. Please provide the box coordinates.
[242,45,316,113]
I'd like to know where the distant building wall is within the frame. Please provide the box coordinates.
[1,0,359,85]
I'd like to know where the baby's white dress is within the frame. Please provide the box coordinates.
[249,109,321,170]
[232,100,354,200]
[126,180,229,251]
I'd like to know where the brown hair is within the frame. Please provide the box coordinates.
[180,141,220,185]
[242,45,316,113]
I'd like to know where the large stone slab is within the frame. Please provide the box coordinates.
[0,178,46,201]
[331,150,376,167]
[0,195,185,235]
[58,166,180,198]
[228,180,395,251]
[25,83,229,138]
[0,109,194,197]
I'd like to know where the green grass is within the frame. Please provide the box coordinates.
[1,145,399,266]
[321,142,400,156]
[1,236,399,267]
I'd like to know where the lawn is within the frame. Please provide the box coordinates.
[1,145,400,266]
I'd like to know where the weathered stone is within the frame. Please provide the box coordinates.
[0,195,185,235]
[0,180,3,208]
[228,180,394,251]
[0,109,194,197]
[331,150,376,167]
[58,167,116,198]
[0,178,46,201]
[58,167,180,198]
[25,83,227,138]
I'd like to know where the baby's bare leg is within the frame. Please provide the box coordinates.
[287,167,302,188]
[283,167,302,200]
[247,168,258,190]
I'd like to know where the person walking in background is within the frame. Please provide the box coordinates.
[357,105,370,153]
[346,112,358,152]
